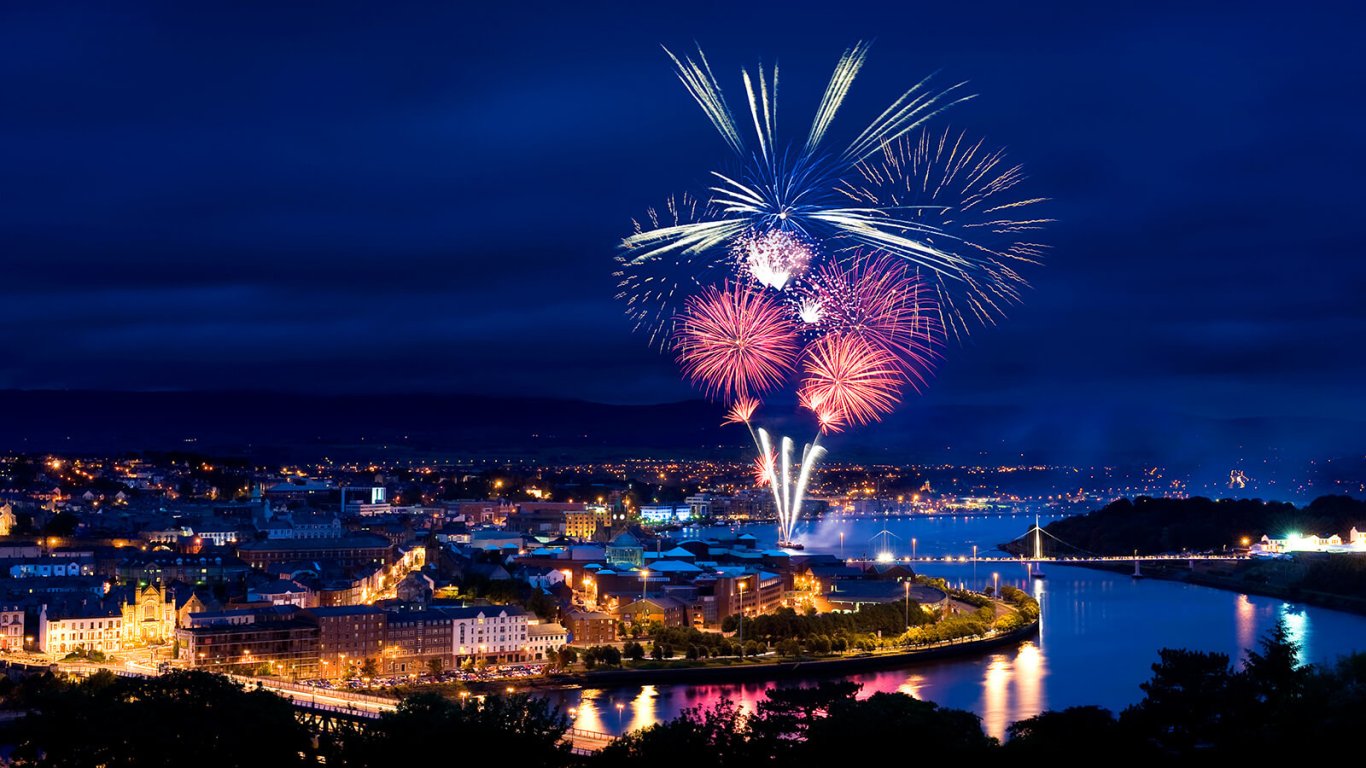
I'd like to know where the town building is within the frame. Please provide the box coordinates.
[237,533,394,570]
[440,605,529,664]
[563,607,615,645]
[618,595,689,629]
[0,607,23,651]
[527,620,568,660]
[307,605,386,677]
[118,582,177,647]
[605,531,644,569]
[382,609,454,675]
[37,601,123,655]
[176,608,319,679]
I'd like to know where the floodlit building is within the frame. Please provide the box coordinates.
[0,607,23,651]
[440,605,530,663]
[118,583,177,647]
[38,601,123,655]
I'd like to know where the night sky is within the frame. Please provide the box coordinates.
[2,3,1363,462]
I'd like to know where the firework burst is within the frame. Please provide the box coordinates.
[616,43,1047,549]
[615,193,732,349]
[675,282,800,402]
[722,395,760,426]
[800,333,903,428]
[840,127,1050,339]
[737,229,814,290]
[803,252,941,390]
[624,42,996,286]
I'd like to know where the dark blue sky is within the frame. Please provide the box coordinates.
[2,2,1363,462]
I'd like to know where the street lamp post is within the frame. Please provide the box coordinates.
[737,580,747,650]
[903,581,910,627]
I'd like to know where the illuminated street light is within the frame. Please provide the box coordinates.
[903,580,910,626]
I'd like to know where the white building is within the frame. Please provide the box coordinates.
[440,605,530,663]
[38,604,123,655]
[526,621,568,661]
[191,522,242,547]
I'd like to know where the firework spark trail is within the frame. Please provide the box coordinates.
[840,127,1051,340]
[756,427,826,544]
[675,282,799,402]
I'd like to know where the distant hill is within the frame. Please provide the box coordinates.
[0,389,735,460]
[1001,495,1366,556]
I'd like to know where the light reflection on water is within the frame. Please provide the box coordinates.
[554,517,1366,741]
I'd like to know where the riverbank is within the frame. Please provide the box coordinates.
[468,620,1039,692]
[1061,556,1366,616]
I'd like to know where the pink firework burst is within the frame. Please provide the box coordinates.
[798,388,847,435]
[675,282,800,402]
[800,333,902,428]
[722,395,760,426]
[803,253,943,391]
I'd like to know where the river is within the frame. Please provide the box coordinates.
[552,513,1366,740]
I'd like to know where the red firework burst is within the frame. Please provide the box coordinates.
[803,253,942,391]
[799,333,902,427]
[675,282,799,401]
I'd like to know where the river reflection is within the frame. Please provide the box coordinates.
[550,517,1366,741]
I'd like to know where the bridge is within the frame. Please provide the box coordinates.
[847,518,1243,569]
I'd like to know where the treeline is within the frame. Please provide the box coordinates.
[1004,494,1366,556]
[899,585,1039,645]
[0,622,1349,763]
[723,601,934,645]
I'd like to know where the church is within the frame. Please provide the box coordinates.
[118,583,177,647]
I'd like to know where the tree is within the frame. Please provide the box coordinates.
[600,645,623,666]
[597,701,754,768]
[1121,648,1234,753]
[801,692,996,759]
[751,681,859,751]
[1005,707,1141,757]
[425,657,443,677]
[1241,619,1309,706]
[10,670,312,767]
[623,641,645,662]
[359,658,379,680]
[338,692,569,768]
